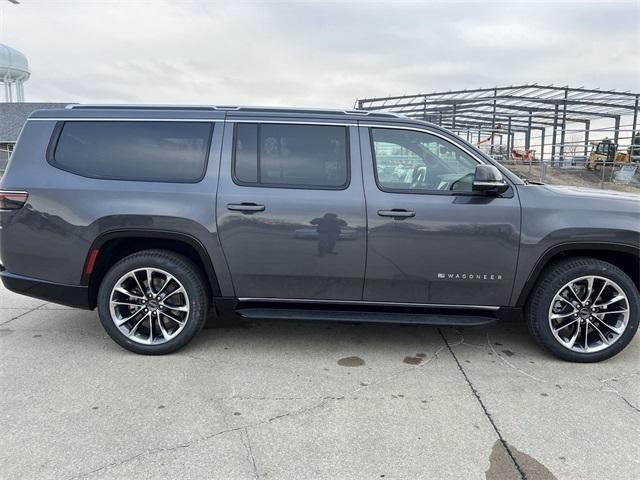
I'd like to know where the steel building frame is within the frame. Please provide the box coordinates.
[356,85,639,163]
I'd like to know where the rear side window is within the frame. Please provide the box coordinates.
[51,121,213,182]
[233,123,349,189]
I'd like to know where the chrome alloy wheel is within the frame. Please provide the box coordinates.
[548,275,630,353]
[109,268,190,345]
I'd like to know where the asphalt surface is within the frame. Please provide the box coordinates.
[1,283,638,480]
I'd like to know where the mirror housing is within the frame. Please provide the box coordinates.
[472,165,509,194]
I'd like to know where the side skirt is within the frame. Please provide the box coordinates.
[212,297,522,326]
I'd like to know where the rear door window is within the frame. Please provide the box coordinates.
[51,121,213,182]
[233,123,349,189]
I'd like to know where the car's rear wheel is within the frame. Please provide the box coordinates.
[97,249,208,354]
[526,257,639,362]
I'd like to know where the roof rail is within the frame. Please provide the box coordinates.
[65,104,405,118]
[225,106,403,117]
[66,104,216,111]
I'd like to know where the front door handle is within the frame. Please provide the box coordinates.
[227,203,266,213]
[377,209,416,219]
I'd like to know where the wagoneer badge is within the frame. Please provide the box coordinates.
[437,273,503,281]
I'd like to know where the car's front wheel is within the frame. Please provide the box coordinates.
[526,257,639,362]
[97,249,208,355]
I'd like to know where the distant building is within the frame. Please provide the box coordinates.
[1,42,68,173]
[1,103,68,173]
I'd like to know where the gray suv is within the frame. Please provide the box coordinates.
[1,105,638,361]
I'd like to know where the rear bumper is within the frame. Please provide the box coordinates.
[0,268,92,309]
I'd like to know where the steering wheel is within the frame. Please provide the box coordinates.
[411,165,427,188]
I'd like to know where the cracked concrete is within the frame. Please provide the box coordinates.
[240,428,259,480]
[441,330,527,480]
[1,283,638,480]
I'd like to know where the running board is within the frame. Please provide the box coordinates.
[235,308,496,326]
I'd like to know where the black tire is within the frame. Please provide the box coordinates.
[526,256,639,362]
[97,249,208,355]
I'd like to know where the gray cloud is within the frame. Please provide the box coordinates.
[2,0,639,107]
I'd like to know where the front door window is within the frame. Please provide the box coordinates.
[371,128,478,193]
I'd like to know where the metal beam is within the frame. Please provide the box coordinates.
[439,120,529,134]
[361,95,637,113]
[559,88,568,160]
[551,103,559,165]
[506,117,512,157]
[452,102,457,129]
[632,96,639,144]
[410,112,558,129]
[584,120,590,158]
[525,111,532,150]
[356,84,640,104]
[406,108,582,126]
[388,102,610,121]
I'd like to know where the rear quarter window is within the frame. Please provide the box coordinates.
[50,121,213,182]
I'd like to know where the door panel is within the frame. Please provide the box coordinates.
[360,125,520,306]
[216,122,366,300]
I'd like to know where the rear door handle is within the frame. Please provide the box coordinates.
[377,209,416,219]
[227,203,266,213]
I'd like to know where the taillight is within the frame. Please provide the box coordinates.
[0,191,29,210]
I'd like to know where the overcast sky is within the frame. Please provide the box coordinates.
[1,0,639,107]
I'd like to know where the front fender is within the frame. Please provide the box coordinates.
[512,238,639,307]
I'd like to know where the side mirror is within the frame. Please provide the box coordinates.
[472,165,509,195]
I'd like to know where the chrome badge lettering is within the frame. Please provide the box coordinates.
[437,272,503,281]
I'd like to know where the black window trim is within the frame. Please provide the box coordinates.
[368,126,513,197]
[231,122,351,191]
[46,120,215,184]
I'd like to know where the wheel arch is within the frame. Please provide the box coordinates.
[84,230,221,308]
[515,242,640,308]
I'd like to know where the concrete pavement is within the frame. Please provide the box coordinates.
[1,283,638,479]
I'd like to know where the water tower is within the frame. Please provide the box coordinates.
[0,43,30,102]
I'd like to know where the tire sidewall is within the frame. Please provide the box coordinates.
[97,252,207,355]
[533,262,639,362]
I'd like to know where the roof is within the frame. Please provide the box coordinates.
[0,103,68,142]
[24,103,473,145]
